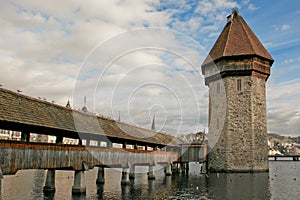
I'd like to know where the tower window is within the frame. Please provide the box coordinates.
[237,79,242,91]
[217,83,220,93]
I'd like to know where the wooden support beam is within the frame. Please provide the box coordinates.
[43,169,56,193]
[56,136,63,144]
[72,171,86,194]
[21,131,30,142]
[96,166,105,184]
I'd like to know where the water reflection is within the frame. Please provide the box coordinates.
[1,163,300,199]
[97,184,104,199]
[0,179,2,200]
[207,173,271,200]
[44,193,54,200]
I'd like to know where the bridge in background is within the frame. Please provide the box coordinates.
[0,88,207,194]
[269,155,300,161]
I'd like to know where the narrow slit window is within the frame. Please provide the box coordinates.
[217,83,220,93]
[237,79,242,91]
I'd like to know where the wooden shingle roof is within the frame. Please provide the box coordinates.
[0,88,180,146]
[202,10,274,66]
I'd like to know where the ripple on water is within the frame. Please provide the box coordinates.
[1,162,300,199]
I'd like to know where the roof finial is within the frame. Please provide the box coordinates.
[151,113,156,131]
[82,96,88,112]
[66,98,71,108]
[118,110,121,121]
[232,7,238,14]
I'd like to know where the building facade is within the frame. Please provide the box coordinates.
[201,9,274,172]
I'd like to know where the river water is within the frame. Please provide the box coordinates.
[1,161,299,200]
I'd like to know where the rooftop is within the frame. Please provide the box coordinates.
[202,9,274,66]
[0,87,180,146]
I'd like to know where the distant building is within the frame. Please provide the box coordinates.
[178,131,206,144]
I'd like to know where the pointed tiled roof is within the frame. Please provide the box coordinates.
[202,9,273,66]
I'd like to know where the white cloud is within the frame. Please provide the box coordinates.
[241,0,259,11]
[282,24,290,31]
[283,57,300,64]
[70,27,208,135]
[267,79,300,136]
[273,24,290,32]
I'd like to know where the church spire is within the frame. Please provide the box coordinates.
[151,114,156,131]
[66,98,71,108]
[82,96,88,112]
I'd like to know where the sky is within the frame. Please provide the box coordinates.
[0,0,299,137]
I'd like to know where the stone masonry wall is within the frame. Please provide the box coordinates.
[251,76,269,171]
[225,75,256,171]
[207,78,227,171]
[207,58,269,172]
[208,74,269,172]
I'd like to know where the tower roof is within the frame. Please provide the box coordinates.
[202,9,274,66]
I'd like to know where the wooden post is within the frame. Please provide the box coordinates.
[121,167,130,185]
[43,170,56,193]
[148,164,156,180]
[107,141,112,148]
[185,163,189,174]
[129,165,135,179]
[72,171,86,194]
[21,131,30,142]
[96,166,105,184]
[165,163,172,176]
[201,161,207,174]
[203,144,207,161]
[56,136,63,144]
[0,167,3,196]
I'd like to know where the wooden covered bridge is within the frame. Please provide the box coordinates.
[0,88,207,194]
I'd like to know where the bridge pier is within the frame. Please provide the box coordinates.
[148,164,156,180]
[201,162,207,174]
[96,166,105,184]
[121,167,130,185]
[129,165,135,179]
[165,163,172,176]
[72,171,86,194]
[172,163,178,173]
[176,163,184,174]
[43,169,56,193]
[185,163,189,174]
[179,163,184,173]
[0,167,2,196]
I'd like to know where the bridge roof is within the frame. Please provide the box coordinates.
[0,88,180,146]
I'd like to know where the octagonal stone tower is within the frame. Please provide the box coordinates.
[201,9,274,172]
